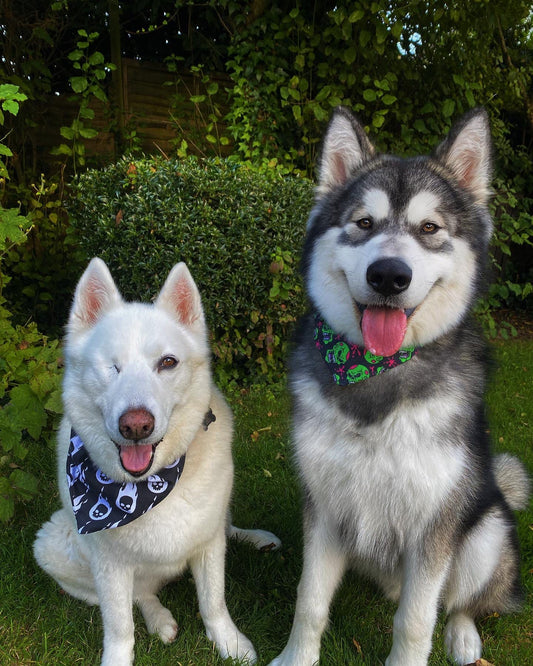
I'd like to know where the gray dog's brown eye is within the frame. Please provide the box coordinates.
[356,218,373,230]
[421,221,439,234]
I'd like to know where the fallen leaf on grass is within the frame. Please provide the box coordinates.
[352,637,363,657]
[465,660,495,666]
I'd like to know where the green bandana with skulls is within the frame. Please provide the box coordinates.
[314,315,418,386]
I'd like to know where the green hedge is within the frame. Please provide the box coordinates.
[68,157,313,384]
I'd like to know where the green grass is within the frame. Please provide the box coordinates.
[1,340,531,665]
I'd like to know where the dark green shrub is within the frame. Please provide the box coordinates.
[68,157,313,384]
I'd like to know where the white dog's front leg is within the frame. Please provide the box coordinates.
[269,516,347,666]
[385,551,451,666]
[92,557,135,666]
[189,529,257,663]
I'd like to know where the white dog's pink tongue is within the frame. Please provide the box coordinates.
[362,307,407,356]
[120,444,153,474]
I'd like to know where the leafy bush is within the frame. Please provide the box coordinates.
[0,84,63,522]
[68,157,313,384]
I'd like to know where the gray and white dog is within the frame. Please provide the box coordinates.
[269,108,529,666]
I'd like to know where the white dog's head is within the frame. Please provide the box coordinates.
[63,258,211,482]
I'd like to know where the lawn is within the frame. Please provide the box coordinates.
[0,340,531,665]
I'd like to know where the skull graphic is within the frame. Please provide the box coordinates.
[346,364,370,382]
[89,494,112,521]
[96,468,114,485]
[364,350,384,364]
[333,342,350,365]
[116,483,138,513]
[147,474,168,494]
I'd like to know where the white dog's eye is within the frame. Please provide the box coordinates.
[158,356,178,372]
[113,364,120,374]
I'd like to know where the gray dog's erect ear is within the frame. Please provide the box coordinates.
[69,257,122,333]
[434,107,492,205]
[155,262,205,333]
[317,106,375,197]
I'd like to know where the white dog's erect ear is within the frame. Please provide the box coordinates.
[317,106,375,197]
[69,257,122,332]
[155,262,205,331]
[434,107,492,204]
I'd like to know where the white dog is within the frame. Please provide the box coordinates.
[34,258,279,666]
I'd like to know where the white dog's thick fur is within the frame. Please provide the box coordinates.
[34,258,279,666]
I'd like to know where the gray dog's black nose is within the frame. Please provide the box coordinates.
[367,258,412,296]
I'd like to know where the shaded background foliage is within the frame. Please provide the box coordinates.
[1,0,533,518]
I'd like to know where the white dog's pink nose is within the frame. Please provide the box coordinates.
[119,409,155,441]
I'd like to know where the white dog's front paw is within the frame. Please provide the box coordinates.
[206,622,257,664]
[147,607,178,644]
[100,640,134,666]
[138,596,178,644]
[444,613,482,665]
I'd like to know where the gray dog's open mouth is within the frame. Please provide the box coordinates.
[355,302,417,356]
[113,440,163,477]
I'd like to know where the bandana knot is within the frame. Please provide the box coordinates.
[314,315,418,385]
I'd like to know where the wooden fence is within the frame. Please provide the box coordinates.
[37,58,231,165]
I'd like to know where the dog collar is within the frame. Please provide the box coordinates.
[314,314,418,386]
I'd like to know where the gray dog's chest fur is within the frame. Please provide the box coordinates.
[289,314,498,569]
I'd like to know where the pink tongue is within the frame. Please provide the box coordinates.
[120,444,153,474]
[361,307,407,356]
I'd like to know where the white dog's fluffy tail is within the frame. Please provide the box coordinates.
[494,453,531,511]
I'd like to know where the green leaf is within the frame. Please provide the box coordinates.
[391,21,403,39]
[442,98,456,118]
[9,469,38,500]
[70,77,88,93]
[0,144,13,157]
[349,9,364,22]
[0,207,32,244]
[363,89,377,102]
[372,113,385,128]
[68,49,84,61]
[79,106,95,120]
[2,99,19,115]
[79,128,98,139]
[9,385,47,440]
[60,126,76,140]
[344,46,357,65]
[312,105,328,121]
[88,52,105,66]
[0,493,15,522]
[50,143,73,156]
